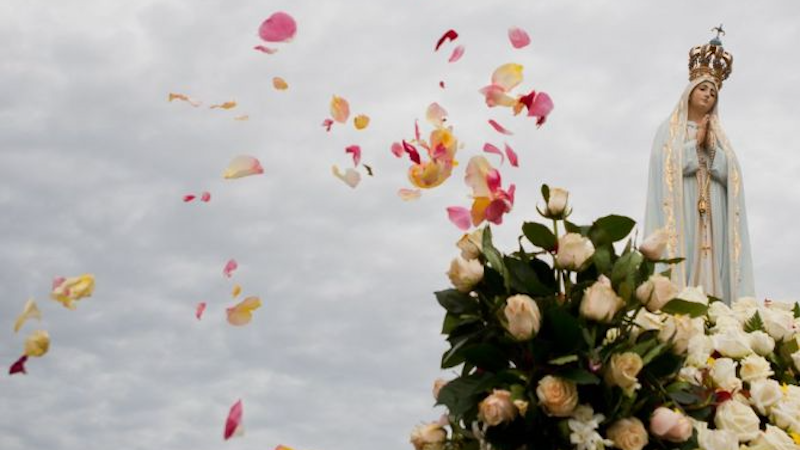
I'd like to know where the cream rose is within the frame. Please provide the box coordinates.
[639,228,669,261]
[580,275,624,323]
[457,228,483,260]
[432,378,448,401]
[607,417,648,450]
[698,427,739,450]
[762,309,796,342]
[739,354,774,383]
[545,188,569,218]
[709,301,735,324]
[447,256,484,293]
[536,375,578,417]
[714,330,754,359]
[649,407,693,443]
[749,426,798,450]
[635,274,679,312]
[555,233,595,271]
[748,379,783,416]
[503,294,542,341]
[792,350,800,372]
[686,335,714,368]
[410,422,447,450]
[715,400,761,442]
[658,315,705,354]
[770,400,800,435]
[604,352,643,395]
[677,285,709,305]
[710,358,743,393]
[748,331,776,356]
[632,310,665,338]
[478,389,517,426]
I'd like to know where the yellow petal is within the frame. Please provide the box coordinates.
[223,155,264,179]
[226,296,262,326]
[210,101,237,110]
[491,63,524,92]
[24,330,50,357]
[330,95,350,123]
[272,77,288,90]
[332,165,361,188]
[14,298,42,333]
[232,284,242,298]
[353,114,370,130]
[51,274,96,310]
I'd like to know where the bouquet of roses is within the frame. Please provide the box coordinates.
[411,186,720,450]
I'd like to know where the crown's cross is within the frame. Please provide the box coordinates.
[712,24,725,39]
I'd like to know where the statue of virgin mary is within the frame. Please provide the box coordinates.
[643,28,755,304]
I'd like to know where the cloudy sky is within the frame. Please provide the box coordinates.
[2,1,799,449]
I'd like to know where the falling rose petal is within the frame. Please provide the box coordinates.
[447,206,472,231]
[24,330,50,357]
[195,302,207,320]
[390,142,404,158]
[259,12,297,43]
[168,93,202,107]
[223,259,238,278]
[465,156,494,198]
[485,198,511,225]
[479,84,517,108]
[253,45,278,54]
[508,27,531,49]
[13,299,42,334]
[9,355,28,375]
[505,143,519,167]
[448,45,465,63]
[527,91,554,126]
[232,284,242,298]
[209,101,237,110]
[234,115,250,121]
[200,191,211,202]
[402,140,421,164]
[414,120,421,142]
[397,188,422,201]
[353,114,370,130]
[226,296,262,326]
[491,63,524,92]
[275,446,295,450]
[483,143,504,165]
[488,119,513,135]
[272,77,288,90]
[52,276,66,291]
[183,194,196,202]
[435,29,458,51]
[486,169,502,194]
[224,399,244,440]
[321,118,334,132]
[331,165,361,188]
[330,95,350,123]
[432,144,448,161]
[439,81,445,89]
[223,155,264,179]
[50,274,94,310]
[345,145,362,167]
[425,102,448,127]
[363,164,373,176]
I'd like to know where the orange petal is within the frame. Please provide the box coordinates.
[168,93,202,107]
[330,95,350,123]
[491,63,524,92]
[223,155,264,179]
[272,77,288,90]
[397,188,422,201]
[232,284,242,298]
[353,114,370,130]
[471,197,492,226]
[210,101,237,110]
[332,165,361,188]
[13,299,42,333]
[226,296,262,326]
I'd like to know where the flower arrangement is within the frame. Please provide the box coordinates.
[411,186,800,450]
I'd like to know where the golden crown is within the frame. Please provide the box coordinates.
[688,25,733,89]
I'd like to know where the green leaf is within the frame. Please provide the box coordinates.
[794,302,800,319]
[548,354,579,365]
[641,341,669,365]
[436,372,493,418]
[592,246,613,275]
[504,257,553,296]
[564,220,588,235]
[442,334,474,368]
[462,343,509,372]
[661,299,709,318]
[436,289,479,315]
[744,311,765,333]
[590,215,636,245]
[482,227,506,283]
[541,184,550,203]
[611,251,644,287]
[558,368,600,385]
[545,307,583,352]
[522,221,557,251]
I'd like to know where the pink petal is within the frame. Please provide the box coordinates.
[414,120,421,142]
[432,143,448,161]
[223,155,264,179]
[435,29,458,51]
[183,194,196,202]
[52,276,66,291]
[486,169,502,194]
[321,118,334,132]
[425,102,448,127]
[253,45,278,54]
[524,91,554,126]
[507,184,516,204]
[390,142,404,158]
[9,355,28,375]
[200,191,211,202]
[258,12,297,43]
[332,165,361,188]
[505,143,519,167]
[224,399,244,440]
[345,145,361,167]
[478,84,517,108]
[448,45,465,63]
[402,140,421,165]
[488,119,513,135]
[485,199,510,225]
[483,143,504,165]
[397,188,422,201]
[195,302,207,320]
[223,259,238,278]
[508,27,531,49]
[446,207,472,230]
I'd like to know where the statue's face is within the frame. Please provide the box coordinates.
[689,81,718,115]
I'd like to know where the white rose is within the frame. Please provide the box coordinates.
[580,275,624,323]
[770,400,800,435]
[677,285,709,305]
[714,330,754,359]
[699,426,740,450]
[545,188,570,217]
[749,379,783,416]
[713,315,745,333]
[457,228,483,260]
[686,335,714,368]
[632,310,664,338]
[709,301,736,324]
[410,422,447,450]
[739,354,774,383]
[555,233,595,271]
[792,351,800,372]
[749,426,799,450]
[639,228,669,261]
[679,366,704,385]
[749,331,776,356]
[715,400,761,442]
[710,358,743,393]
[635,274,679,312]
[447,256,484,293]
[761,309,796,342]
[659,315,705,354]
[785,385,800,404]
[503,294,542,341]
